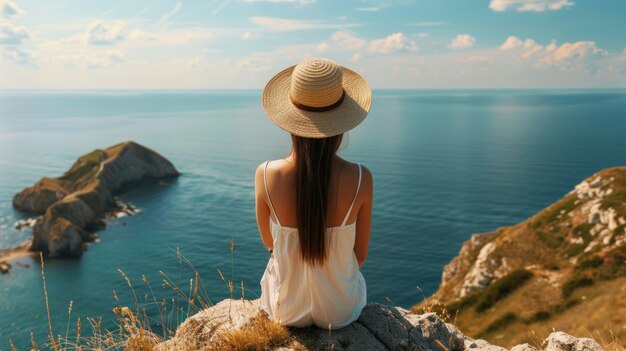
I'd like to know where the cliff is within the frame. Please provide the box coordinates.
[414,167,626,347]
[12,141,179,258]
[151,298,604,351]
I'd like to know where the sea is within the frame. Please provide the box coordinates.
[1,89,625,348]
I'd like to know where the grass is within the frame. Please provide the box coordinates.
[599,169,626,213]
[576,256,604,270]
[536,230,564,249]
[210,313,293,351]
[60,150,107,185]
[525,311,551,323]
[441,269,534,315]
[475,269,533,313]
[442,293,480,316]
[478,312,518,336]
[562,277,594,298]
[532,195,577,230]
[568,245,626,298]
[8,243,339,351]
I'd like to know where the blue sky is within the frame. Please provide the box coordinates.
[1,0,625,89]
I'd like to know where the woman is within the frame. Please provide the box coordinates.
[254,57,373,329]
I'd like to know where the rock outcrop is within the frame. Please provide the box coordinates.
[0,260,11,274]
[415,167,626,347]
[12,141,179,257]
[153,299,604,351]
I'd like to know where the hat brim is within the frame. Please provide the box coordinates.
[262,65,372,138]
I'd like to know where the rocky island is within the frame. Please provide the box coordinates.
[414,167,626,347]
[9,141,179,260]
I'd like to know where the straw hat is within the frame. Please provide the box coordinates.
[262,57,371,138]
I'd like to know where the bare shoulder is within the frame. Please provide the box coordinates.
[255,161,267,182]
[255,159,290,181]
[340,160,373,194]
[358,164,373,195]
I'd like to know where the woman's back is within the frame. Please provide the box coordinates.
[257,158,371,329]
[262,157,367,228]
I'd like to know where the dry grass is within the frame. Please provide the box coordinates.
[414,275,626,350]
[7,241,306,351]
[210,313,292,351]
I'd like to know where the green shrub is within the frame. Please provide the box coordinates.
[564,298,581,309]
[562,277,593,298]
[545,264,560,271]
[536,231,564,249]
[565,243,586,258]
[576,256,603,270]
[573,223,593,238]
[526,311,551,323]
[481,312,517,335]
[544,197,577,225]
[475,269,533,313]
[445,292,480,314]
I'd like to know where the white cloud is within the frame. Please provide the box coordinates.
[42,24,214,54]
[331,31,366,50]
[538,41,608,68]
[126,28,159,41]
[315,31,417,57]
[38,48,126,68]
[500,36,540,53]
[1,0,24,19]
[500,36,522,50]
[86,20,126,45]
[86,49,126,68]
[0,23,29,45]
[406,21,445,27]
[499,36,609,72]
[241,32,253,40]
[417,32,429,38]
[156,3,182,27]
[490,0,573,12]
[316,41,329,52]
[250,16,358,32]
[521,44,543,58]
[448,34,476,49]
[369,32,418,54]
[1,46,36,65]
[235,56,272,74]
[355,7,380,12]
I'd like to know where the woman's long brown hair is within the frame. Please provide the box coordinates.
[291,133,343,266]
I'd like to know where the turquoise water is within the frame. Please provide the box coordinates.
[1,89,626,347]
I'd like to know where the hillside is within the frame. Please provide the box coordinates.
[413,167,626,348]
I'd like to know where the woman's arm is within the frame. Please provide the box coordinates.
[255,163,274,251]
[354,166,373,269]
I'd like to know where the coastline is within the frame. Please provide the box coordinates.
[0,239,37,272]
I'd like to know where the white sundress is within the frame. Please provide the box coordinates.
[260,161,367,330]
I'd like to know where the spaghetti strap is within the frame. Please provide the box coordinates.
[263,160,281,226]
[341,163,362,226]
